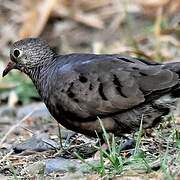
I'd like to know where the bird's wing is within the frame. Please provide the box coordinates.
[50,55,178,120]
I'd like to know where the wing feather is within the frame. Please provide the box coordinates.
[50,55,178,120]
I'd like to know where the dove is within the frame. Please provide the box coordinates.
[3,38,180,137]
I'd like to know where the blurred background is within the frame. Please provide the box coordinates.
[0,0,179,178]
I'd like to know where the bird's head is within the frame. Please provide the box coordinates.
[2,38,55,77]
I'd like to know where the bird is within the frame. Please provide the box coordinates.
[2,38,180,137]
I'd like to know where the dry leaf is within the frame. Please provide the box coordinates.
[73,12,104,29]
[137,0,180,17]
[19,0,58,38]
[53,2,104,29]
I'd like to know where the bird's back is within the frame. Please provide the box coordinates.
[39,54,179,136]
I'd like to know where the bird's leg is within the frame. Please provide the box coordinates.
[93,143,109,160]
[93,133,113,160]
[120,138,136,151]
[57,123,63,149]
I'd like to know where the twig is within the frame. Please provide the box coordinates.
[0,149,14,164]
[0,110,37,146]
[19,0,58,38]
[19,125,34,134]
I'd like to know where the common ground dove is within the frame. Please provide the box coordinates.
[3,38,180,137]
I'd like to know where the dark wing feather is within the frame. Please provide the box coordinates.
[49,55,178,120]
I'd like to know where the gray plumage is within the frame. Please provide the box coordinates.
[3,38,180,137]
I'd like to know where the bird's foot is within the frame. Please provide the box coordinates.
[93,143,108,160]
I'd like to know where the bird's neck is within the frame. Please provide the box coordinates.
[26,58,57,101]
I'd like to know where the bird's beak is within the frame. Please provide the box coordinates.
[2,61,17,77]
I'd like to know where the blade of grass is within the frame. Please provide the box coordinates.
[134,115,143,155]
[8,160,19,180]
[160,115,176,180]
[95,130,106,176]
[96,117,124,173]
[97,117,111,153]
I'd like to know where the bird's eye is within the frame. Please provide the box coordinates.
[13,49,22,58]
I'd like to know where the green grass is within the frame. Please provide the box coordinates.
[4,72,39,103]
[158,114,180,179]
[95,117,124,176]
[8,160,19,180]
[75,114,179,178]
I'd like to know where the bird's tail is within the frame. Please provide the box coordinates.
[163,62,180,76]
[163,62,180,97]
